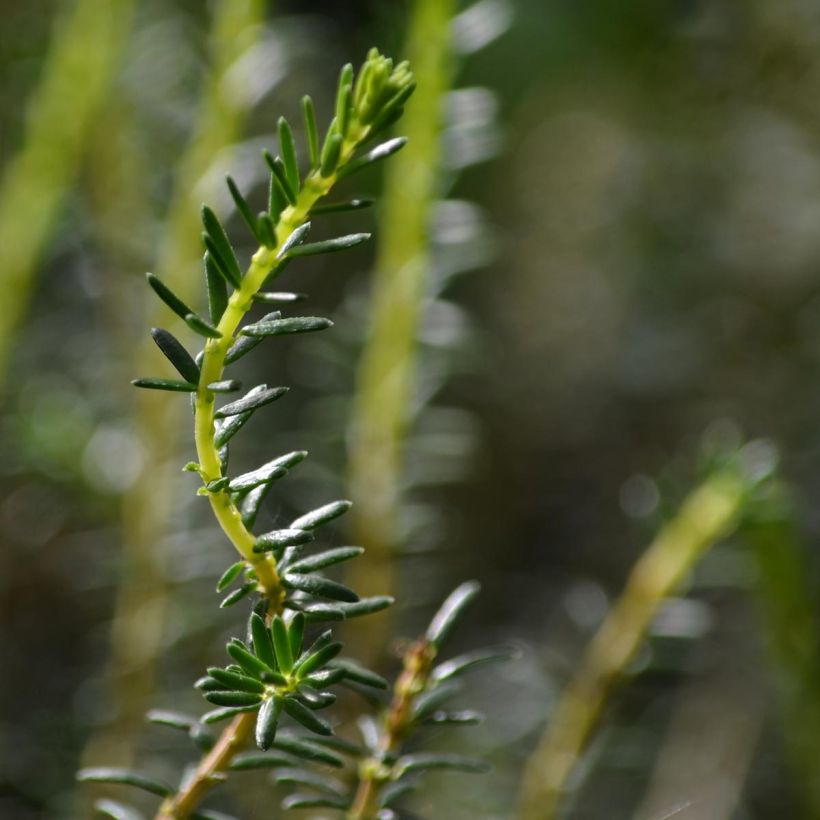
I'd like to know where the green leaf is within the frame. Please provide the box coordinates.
[203,237,241,288]
[146,272,193,320]
[339,137,407,178]
[204,690,263,708]
[145,709,196,731]
[229,751,294,771]
[336,62,354,122]
[303,667,346,688]
[274,767,347,796]
[226,641,274,678]
[201,205,242,286]
[220,583,254,608]
[225,311,281,364]
[215,385,289,419]
[271,615,294,674]
[194,676,224,692]
[225,175,259,241]
[255,694,284,750]
[302,95,320,168]
[301,596,393,622]
[287,234,369,258]
[288,612,305,660]
[431,646,517,683]
[207,380,241,393]
[281,795,349,811]
[412,681,461,720]
[207,667,265,694]
[328,658,388,690]
[202,705,259,724]
[185,312,222,339]
[282,573,358,603]
[426,581,481,649]
[256,212,277,248]
[310,198,374,215]
[267,171,287,222]
[204,253,229,324]
[283,696,333,736]
[214,387,270,446]
[293,641,343,678]
[253,291,307,304]
[132,378,196,392]
[380,781,416,808]
[253,530,313,552]
[278,222,311,257]
[271,733,344,767]
[190,812,239,820]
[250,613,276,671]
[77,768,172,798]
[95,799,145,820]
[291,500,352,531]
[150,328,199,383]
[296,629,333,664]
[241,316,332,337]
[241,453,308,495]
[287,547,364,574]
[395,753,489,777]
[278,117,300,192]
[240,481,273,528]
[264,151,296,205]
[320,132,343,177]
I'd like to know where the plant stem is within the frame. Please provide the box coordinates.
[347,640,437,820]
[155,129,370,820]
[516,469,749,820]
[345,0,456,662]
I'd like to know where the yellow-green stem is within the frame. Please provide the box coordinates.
[157,131,369,820]
[516,470,748,820]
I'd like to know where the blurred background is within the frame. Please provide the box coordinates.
[3,0,820,818]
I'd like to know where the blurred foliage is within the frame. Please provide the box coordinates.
[4,1,820,819]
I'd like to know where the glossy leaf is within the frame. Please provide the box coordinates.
[320,133,343,177]
[283,696,333,736]
[254,528,314,554]
[145,710,196,731]
[339,137,407,178]
[282,573,358,603]
[328,658,388,690]
[431,646,517,683]
[207,380,241,393]
[302,95,320,168]
[95,799,145,820]
[207,667,265,694]
[426,581,481,649]
[250,613,276,671]
[204,690,263,708]
[202,705,259,724]
[287,233,369,258]
[271,616,294,674]
[204,253,228,324]
[253,291,306,304]
[288,611,306,660]
[150,328,199,383]
[278,117,300,192]
[291,500,352,531]
[184,312,222,339]
[287,546,363,574]
[240,481,274,528]
[226,641,273,678]
[293,641,343,678]
[263,151,296,205]
[220,583,254,608]
[145,272,193,320]
[201,205,242,286]
[271,733,344,767]
[229,751,294,771]
[225,175,259,241]
[310,198,374,215]
[255,694,284,751]
[301,596,393,622]
[278,222,311,257]
[132,378,196,392]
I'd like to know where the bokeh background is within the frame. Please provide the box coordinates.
[3,1,820,818]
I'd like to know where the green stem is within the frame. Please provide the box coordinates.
[158,131,369,820]
[516,470,749,820]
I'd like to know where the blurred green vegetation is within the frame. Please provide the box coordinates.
[4,1,820,818]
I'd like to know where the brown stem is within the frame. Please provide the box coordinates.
[347,640,436,820]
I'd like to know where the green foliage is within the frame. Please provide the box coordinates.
[78,47,512,820]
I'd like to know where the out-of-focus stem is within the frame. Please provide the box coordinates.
[81,0,266,769]
[517,470,749,820]
[345,0,456,662]
[0,0,135,383]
